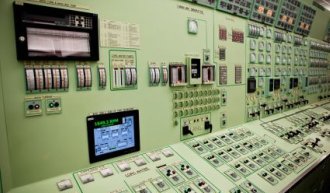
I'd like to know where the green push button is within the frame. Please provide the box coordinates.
[49,103,54,108]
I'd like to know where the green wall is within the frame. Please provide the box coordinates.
[0,60,12,192]
[0,0,329,192]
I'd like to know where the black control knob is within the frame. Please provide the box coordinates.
[54,102,60,107]
[28,105,34,110]
[260,104,267,108]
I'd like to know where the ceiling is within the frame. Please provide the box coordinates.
[314,0,330,11]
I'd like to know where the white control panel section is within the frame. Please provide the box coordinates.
[25,64,69,93]
[148,63,161,86]
[98,64,107,89]
[161,64,169,85]
[112,67,138,89]
[110,50,138,90]
[76,64,92,90]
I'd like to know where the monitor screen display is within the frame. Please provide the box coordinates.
[94,116,135,156]
[87,110,140,163]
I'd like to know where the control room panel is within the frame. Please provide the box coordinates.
[0,0,329,193]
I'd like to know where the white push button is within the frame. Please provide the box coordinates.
[57,179,73,191]
[100,168,113,177]
[162,148,174,157]
[79,174,94,184]
[117,162,131,172]
[134,158,146,166]
[148,153,161,162]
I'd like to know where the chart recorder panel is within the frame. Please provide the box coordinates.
[13,2,99,61]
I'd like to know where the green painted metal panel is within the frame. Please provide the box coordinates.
[0,170,3,193]
[0,0,329,190]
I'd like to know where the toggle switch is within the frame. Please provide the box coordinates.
[182,124,194,136]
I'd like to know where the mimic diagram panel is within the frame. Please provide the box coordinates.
[1,0,330,190]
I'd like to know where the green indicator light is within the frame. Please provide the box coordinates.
[95,118,119,127]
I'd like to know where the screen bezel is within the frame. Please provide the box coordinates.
[13,3,99,61]
[86,110,140,163]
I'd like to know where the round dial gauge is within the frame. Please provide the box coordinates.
[188,19,198,34]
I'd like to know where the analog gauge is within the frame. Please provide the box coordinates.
[188,19,198,34]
